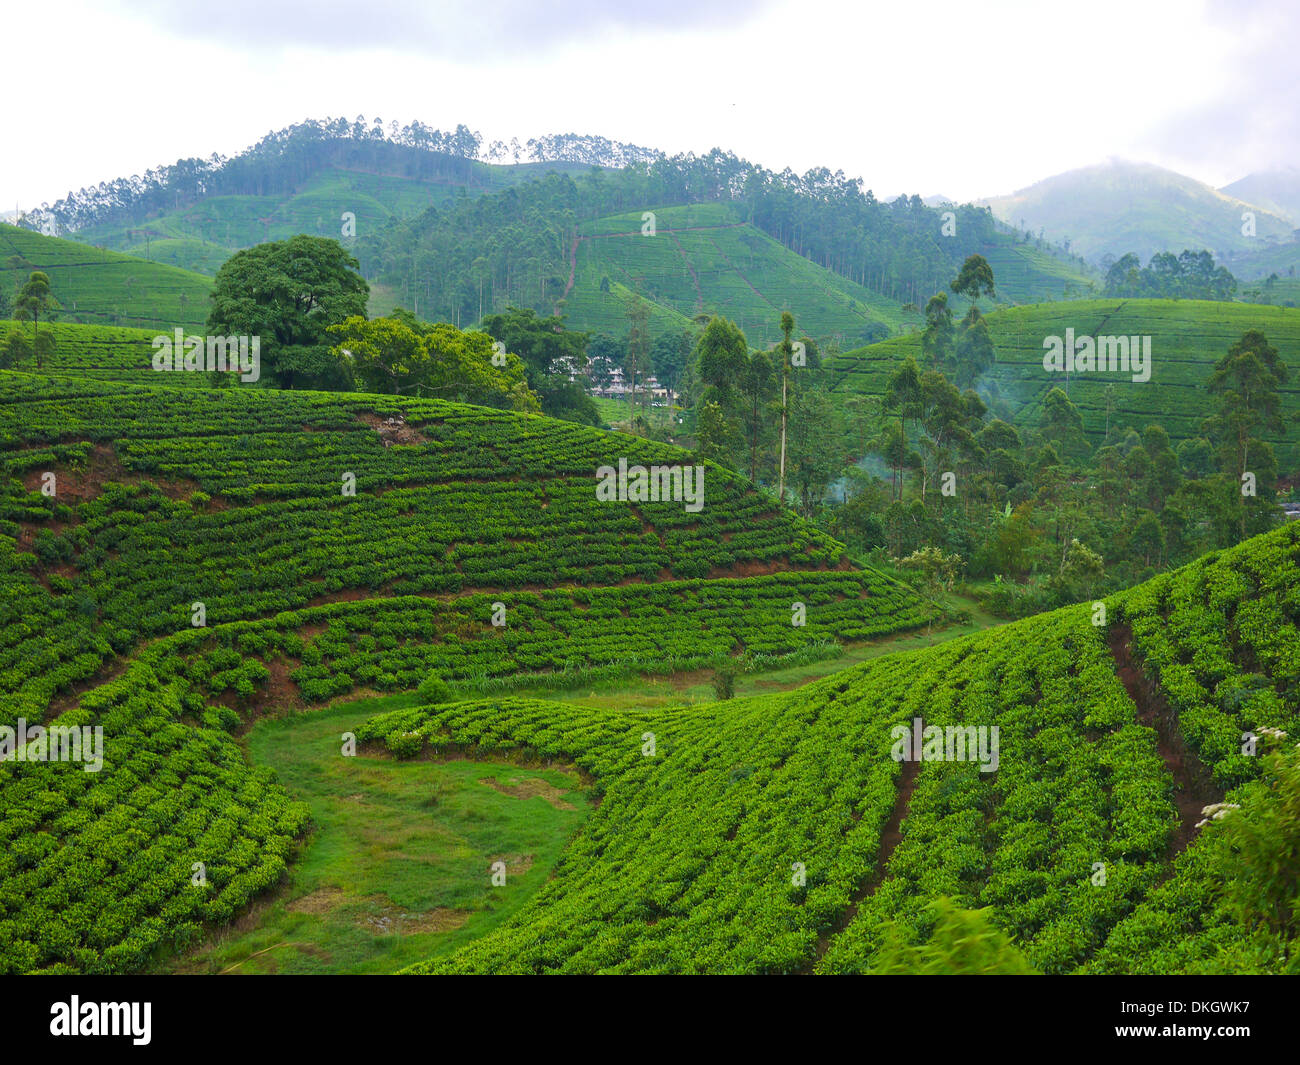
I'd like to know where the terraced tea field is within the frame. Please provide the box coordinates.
[829,299,1300,464]
[0,367,937,972]
[2,341,1297,977]
[0,223,212,332]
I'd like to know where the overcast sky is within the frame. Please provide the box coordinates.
[4,0,1297,212]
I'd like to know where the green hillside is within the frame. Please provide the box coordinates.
[829,298,1300,466]
[76,161,594,278]
[0,320,219,386]
[561,206,1095,344]
[26,120,1097,346]
[361,522,1300,973]
[977,240,1097,304]
[983,161,1295,264]
[3,352,1298,975]
[1222,238,1300,288]
[0,369,936,973]
[0,223,212,331]
[560,204,916,346]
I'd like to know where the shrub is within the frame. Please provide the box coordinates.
[386,730,425,759]
[416,672,452,705]
[711,663,737,701]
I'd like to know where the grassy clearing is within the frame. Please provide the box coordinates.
[166,592,994,973]
[167,695,590,975]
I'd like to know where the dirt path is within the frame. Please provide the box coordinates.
[805,728,921,970]
[1107,623,1221,853]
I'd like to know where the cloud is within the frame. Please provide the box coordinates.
[1140,0,1300,183]
[109,0,774,56]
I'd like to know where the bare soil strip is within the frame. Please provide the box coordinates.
[806,734,921,970]
[1107,623,1221,853]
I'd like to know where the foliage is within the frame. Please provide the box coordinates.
[871,897,1037,974]
[206,235,369,390]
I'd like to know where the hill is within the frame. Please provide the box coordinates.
[3,346,1298,975]
[360,171,1093,345]
[24,117,1094,343]
[829,298,1300,466]
[982,160,1295,264]
[0,369,935,972]
[359,521,1300,973]
[1220,168,1300,225]
[0,320,219,386]
[73,161,596,280]
[0,223,212,331]
[559,203,914,346]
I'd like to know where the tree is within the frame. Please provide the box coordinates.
[207,236,368,390]
[694,315,749,408]
[953,306,993,388]
[884,356,923,498]
[329,313,537,410]
[624,293,650,422]
[1128,510,1165,567]
[0,328,32,370]
[777,311,795,501]
[920,292,954,370]
[1049,538,1105,603]
[585,333,622,391]
[979,503,1041,579]
[650,328,693,400]
[1040,387,1089,460]
[737,349,777,483]
[14,271,59,370]
[894,546,963,630]
[693,315,749,460]
[1203,329,1288,538]
[950,254,995,305]
[786,387,845,514]
[481,307,597,424]
[695,400,740,467]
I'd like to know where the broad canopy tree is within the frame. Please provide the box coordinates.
[328,310,538,411]
[207,235,369,390]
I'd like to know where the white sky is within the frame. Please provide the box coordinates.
[3,0,1296,212]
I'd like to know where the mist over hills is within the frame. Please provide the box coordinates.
[981,159,1297,266]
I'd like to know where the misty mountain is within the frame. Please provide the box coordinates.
[981,159,1294,264]
[1220,167,1300,226]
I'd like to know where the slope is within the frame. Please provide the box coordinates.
[560,204,916,346]
[0,369,934,973]
[828,298,1300,465]
[355,522,1300,974]
[982,160,1295,264]
[0,223,212,331]
[0,320,216,386]
[74,161,595,278]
